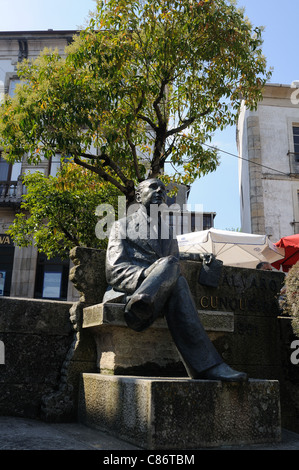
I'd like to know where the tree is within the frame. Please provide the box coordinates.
[7,163,121,259]
[284,261,299,337]
[0,0,271,202]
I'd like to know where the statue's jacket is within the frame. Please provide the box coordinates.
[104,206,179,300]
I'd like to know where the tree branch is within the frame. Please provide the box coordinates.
[73,156,127,194]
[57,222,80,246]
[153,78,168,126]
[166,117,195,137]
[124,90,145,182]
[79,152,132,187]
[126,124,142,181]
[137,114,157,131]
[166,109,210,137]
[160,135,178,166]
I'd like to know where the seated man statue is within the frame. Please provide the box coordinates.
[104,178,247,382]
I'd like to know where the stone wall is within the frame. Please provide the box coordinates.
[70,247,299,432]
[0,247,105,422]
[181,260,283,379]
[73,247,286,381]
[0,297,74,419]
[1,246,299,433]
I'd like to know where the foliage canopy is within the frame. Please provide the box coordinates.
[0,0,271,202]
[7,164,121,258]
[285,262,299,337]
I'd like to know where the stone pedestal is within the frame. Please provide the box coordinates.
[78,373,281,449]
[82,302,234,376]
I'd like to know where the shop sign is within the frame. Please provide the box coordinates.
[0,234,13,245]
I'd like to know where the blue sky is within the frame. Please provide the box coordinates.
[0,0,297,230]
[188,0,299,230]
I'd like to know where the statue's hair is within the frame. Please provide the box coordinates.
[135,178,163,197]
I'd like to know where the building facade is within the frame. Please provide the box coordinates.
[237,82,299,242]
[0,30,79,301]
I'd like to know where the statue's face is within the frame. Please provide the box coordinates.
[136,179,167,209]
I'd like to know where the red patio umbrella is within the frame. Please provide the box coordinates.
[271,234,299,272]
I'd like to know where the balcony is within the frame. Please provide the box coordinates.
[291,221,299,234]
[0,177,25,207]
[287,152,299,175]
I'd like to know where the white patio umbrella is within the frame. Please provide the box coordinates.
[176,228,285,269]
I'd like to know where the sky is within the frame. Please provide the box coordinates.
[0,0,298,230]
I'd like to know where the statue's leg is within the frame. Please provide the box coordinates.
[124,255,180,331]
[125,258,248,381]
[165,275,223,377]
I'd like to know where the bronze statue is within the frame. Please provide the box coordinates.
[104,178,247,381]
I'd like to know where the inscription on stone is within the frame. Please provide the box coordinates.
[189,267,283,315]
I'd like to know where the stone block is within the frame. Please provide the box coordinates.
[82,302,234,376]
[0,296,75,419]
[78,373,281,449]
[69,247,107,305]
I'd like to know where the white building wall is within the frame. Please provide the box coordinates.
[237,104,251,233]
[238,83,299,242]
[262,179,294,240]
[258,103,297,175]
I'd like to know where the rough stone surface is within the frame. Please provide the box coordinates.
[78,254,286,381]
[83,302,233,376]
[0,297,74,419]
[78,373,281,450]
[69,247,107,305]
[70,247,299,432]
[1,245,294,436]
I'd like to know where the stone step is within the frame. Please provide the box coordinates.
[78,373,281,450]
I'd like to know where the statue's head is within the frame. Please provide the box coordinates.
[135,178,167,209]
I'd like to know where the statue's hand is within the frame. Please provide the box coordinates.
[200,253,214,265]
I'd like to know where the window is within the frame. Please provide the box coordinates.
[48,154,62,177]
[48,154,72,176]
[288,126,299,174]
[0,155,11,181]
[293,126,299,162]
[0,155,12,198]
[34,254,70,301]
[9,79,21,97]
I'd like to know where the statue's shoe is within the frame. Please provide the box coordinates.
[197,363,248,382]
